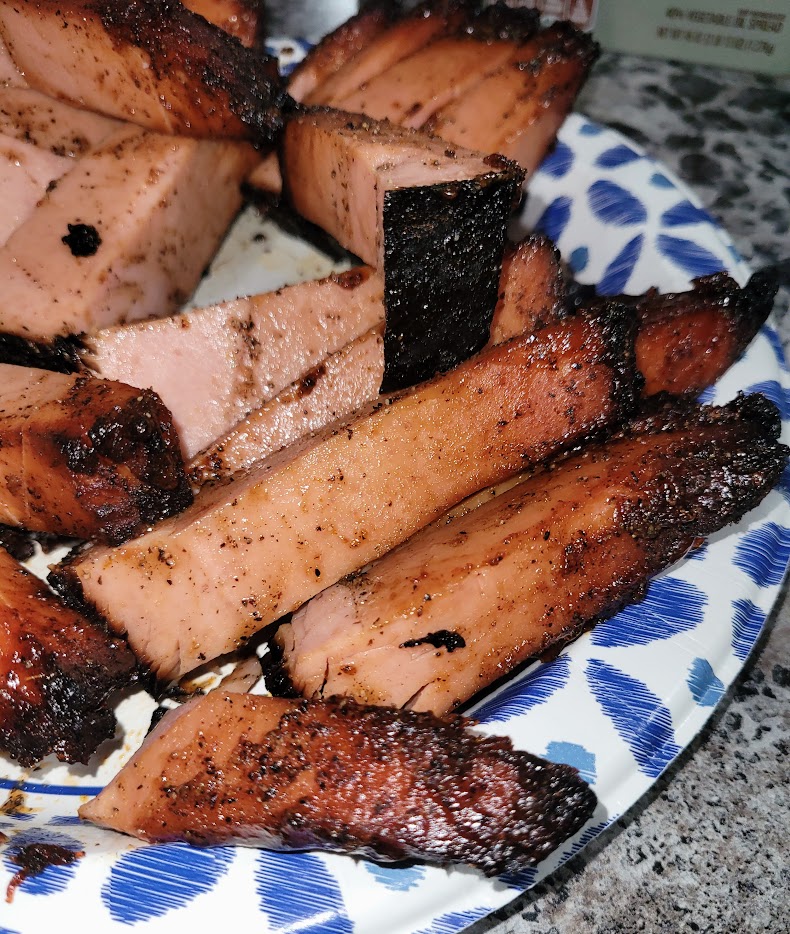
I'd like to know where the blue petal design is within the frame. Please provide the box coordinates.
[534,195,572,243]
[473,654,571,724]
[46,816,84,826]
[257,852,351,933]
[579,121,603,136]
[742,381,790,419]
[586,659,681,778]
[364,862,425,891]
[687,658,724,706]
[569,245,589,273]
[732,522,790,588]
[103,843,234,923]
[728,243,744,264]
[730,599,767,661]
[559,818,611,862]
[0,927,22,934]
[587,180,647,226]
[544,741,597,783]
[760,325,790,372]
[598,234,643,294]
[499,865,538,890]
[686,541,709,561]
[650,171,675,189]
[414,908,492,934]
[595,144,641,168]
[696,384,717,405]
[656,235,725,277]
[660,200,716,227]
[540,140,574,177]
[591,577,705,648]
[3,830,83,897]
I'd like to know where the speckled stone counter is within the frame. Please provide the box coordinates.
[472,55,789,934]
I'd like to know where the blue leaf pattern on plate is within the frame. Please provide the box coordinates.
[364,862,425,891]
[257,852,352,933]
[730,599,767,661]
[656,234,725,277]
[569,245,589,272]
[3,830,83,897]
[588,180,647,226]
[414,908,492,934]
[534,195,572,243]
[696,384,717,405]
[595,144,641,168]
[598,234,643,294]
[660,200,715,227]
[742,380,790,419]
[732,522,790,587]
[103,844,234,923]
[544,741,596,783]
[499,865,539,890]
[591,577,705,647]
[558,819,612,864]
[540,140,574,177]
[687,658,725,706]
[650,171,675,189]
[579,121,603,135]
[686,541,709,562]
[761,325,790,373]
[586,660,681,778]
[473,655,571,724]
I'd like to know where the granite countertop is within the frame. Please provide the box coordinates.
[472,54,790,934]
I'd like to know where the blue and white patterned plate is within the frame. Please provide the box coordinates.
[2,44,789,934]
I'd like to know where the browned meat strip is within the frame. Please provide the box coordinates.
[275,394,787,714]
[182,0,264,47]
[52,309,637,682]
[282,107,523,390]
[0,0,287,144]
[0,364,191,544]
[79,692,597,875]
[0,547,137,766]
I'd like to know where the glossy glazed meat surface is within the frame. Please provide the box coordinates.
[53,310,637,681]
[0,0,286,143]
[80,692,597,875]
[275,395,787,714]
[0,547,137,765]
[0,365,191,543]
[182,0,263,47]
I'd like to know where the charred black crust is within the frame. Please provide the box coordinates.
[381,161,524,391]
[457,0,539,42]
[260,635,301,698]
[0,525,66,563]
[584,301,642,424]
[0,332,82,372]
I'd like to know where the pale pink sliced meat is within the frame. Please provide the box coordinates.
[0,134,71,247]
[0,87,121,156]
[0,30,25,85]
[427,23,599,176]
[52,312,637,682]
[0,125,258,344]
[276,396,788,715]
[80,268,385,459]
[0,0,285,143]
[189,326,385,486]
[337,35,515,129]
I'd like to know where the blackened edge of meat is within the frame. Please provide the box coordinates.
[458,0,540,42]
[585,300,643,423]
[0,526,66,562]
[0,332,81,373]
[381,161,524,392]
[260,634,300,698]
[89,0,290,145]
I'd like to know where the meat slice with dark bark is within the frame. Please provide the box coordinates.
[427,21,598,176]
[275,394,787,715]
[79,692,597,874]
[0,547,137,766]
[182,0,264,47]
[52,310,637,682]
[0,0,287,144]
[281,108,523,390]
[80,268,385,460]
[0,364,191,543]
[0,125,257,366]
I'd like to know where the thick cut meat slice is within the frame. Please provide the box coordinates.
[80,268,385,459]
[0,87,121,156]
[52,310,637,682]
[0,364,191,543]
[0,547,137,766]
[79,692,597,875]
[0,0,286,143]
[0,30,24,85]
[0,125,257,355]
[276,394,787,715]
[282,108,523,390]
[183,0,264,47]
[337,35,517,129]
[631,270,778,397]
[427,22,598,176]
[189,327,385,486]
[0,134,72,247]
